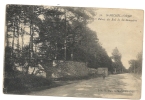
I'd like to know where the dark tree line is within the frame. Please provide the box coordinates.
[128,52,142,74]
[5,5,125,77]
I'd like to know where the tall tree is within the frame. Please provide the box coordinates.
[128,52,142,74]
[111,47,124,73]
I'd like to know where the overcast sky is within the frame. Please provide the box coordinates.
[88,8,143,69]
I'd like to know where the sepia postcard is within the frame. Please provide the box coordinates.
[3,4,144,99]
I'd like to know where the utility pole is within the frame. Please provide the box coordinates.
[30,6,34,59]
[55,41,57,60]
[64,9,67,60]
[134,61,135,73]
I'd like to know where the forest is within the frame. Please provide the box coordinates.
[5,5,127,77]
[4,5,131,93]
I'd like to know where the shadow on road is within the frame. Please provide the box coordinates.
[4,73,99,95]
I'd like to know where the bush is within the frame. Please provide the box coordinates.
[3,73,53,94]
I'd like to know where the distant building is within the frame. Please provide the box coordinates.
[97,67,108,76]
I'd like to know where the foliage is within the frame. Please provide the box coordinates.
[5,4,115,77]
[128,52,142,74]
[111,47,125,73]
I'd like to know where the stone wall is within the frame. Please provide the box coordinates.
[51,61,97,78]
[16,61,97,79]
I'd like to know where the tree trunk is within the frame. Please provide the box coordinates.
[21,33,24,51]
[12,20,15,62]
[31,67,35,75]
[17,20,20,58]
[6,21,9,47]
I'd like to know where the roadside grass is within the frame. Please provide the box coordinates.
[3,71,100,94]
[3,72,54,94]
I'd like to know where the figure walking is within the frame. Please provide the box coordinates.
[102,70,106,79]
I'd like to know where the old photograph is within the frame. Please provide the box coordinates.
[3,4,144,99]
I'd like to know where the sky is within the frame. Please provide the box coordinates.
[88,8,144,69]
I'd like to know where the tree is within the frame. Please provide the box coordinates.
[111,47,124,73]
[5,5,115,78]
[128,52,142,74]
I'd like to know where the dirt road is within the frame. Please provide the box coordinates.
[27,73,141,99]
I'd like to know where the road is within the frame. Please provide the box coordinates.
[27,73,141,99]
